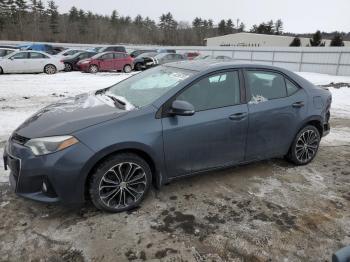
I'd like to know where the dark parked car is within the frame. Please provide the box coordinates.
[3,61,331,212]
[130,49,157,58]
[157,49,176,54]
[62,51,97,71]
[77,51,133,73]
[99,46,127,53]
[133,52,158,71]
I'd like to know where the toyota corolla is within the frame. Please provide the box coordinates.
[3,61,332,212]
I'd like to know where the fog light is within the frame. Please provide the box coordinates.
[42,182,48,192]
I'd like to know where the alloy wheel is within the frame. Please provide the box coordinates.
[98,162,147,209]
[295,129,319,163]
[124,65,132,73]
[45,65,56,74]
[89,65,98,73]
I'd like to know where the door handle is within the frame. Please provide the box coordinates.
[229,112,247,121]
[292,101,304,108]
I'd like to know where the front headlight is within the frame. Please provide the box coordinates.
[24,136,79,156]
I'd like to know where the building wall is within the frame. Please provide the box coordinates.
[205,33,350,47]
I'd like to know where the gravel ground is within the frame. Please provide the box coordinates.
[0,72,350,262]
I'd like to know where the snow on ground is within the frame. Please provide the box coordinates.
[297,72,350,86]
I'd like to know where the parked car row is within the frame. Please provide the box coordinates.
[0,43,234,74]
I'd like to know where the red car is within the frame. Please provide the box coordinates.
[77,52,134,73]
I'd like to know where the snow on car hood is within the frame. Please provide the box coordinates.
[14,93,129,138]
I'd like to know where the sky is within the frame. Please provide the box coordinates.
[53,0,350,33]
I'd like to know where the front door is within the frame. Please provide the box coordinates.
[244,70,308,160]
[162,70,248,178]
[5,52,29,73]
[99,53,115,71]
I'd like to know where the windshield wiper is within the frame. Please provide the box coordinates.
[107,95,126,110]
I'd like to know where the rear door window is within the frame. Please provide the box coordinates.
[29,52,48,59]
[245,70,287,103]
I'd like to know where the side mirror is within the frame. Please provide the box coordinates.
[169,100,195,116]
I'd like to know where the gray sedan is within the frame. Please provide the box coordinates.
[4,61,331,212]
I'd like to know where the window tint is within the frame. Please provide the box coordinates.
[114,53,123,59]
[11,52,28,59]
[246,71,287,102]
[177,71,240,111]
[29,52,47,59]
[101,53,114,59]
[286,79,299,96]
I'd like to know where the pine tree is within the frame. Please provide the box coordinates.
[330,33,344,46]
[218,19,226,35]
[274,19,283,35]
[310,30,322,46]
[47,0,59,38]
[238,22,245,32]
[226,19,234,34]
[290,37,301,46]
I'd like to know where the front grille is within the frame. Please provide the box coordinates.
[11,133,29,145]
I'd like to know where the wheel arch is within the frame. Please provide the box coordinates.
[298,116,323,137]
[82,145,162,201]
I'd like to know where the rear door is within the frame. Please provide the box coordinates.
[28,52,49,72]
[113,53,124,70]
[162,70,248,178]
[244,69,308,160]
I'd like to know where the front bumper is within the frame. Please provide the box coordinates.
[3,138,95,205]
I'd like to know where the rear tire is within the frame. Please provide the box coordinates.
[44,64,57,74]
[89,153,152,213]
[64,63,73,72]
[89,64,99,73]
[123,64,132,73]
[286,125,320,165]
[0,67,3,74]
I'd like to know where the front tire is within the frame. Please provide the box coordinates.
[286,125,320,165]
[0,67,3,74]
[89,64,99,73]
[44,64,57,74]
[89,153,152,213]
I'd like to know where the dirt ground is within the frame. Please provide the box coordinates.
[0,116,349,262]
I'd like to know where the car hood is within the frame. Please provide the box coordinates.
[15,93,127,138]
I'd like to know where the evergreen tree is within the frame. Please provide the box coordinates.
[238,22,245,32]
[310,30,323,46]
[218,19,226,35]
[289,37,301,46]
[226,19,234,34]
[47,0,59,37]
[68,6,79,22]
[274,19,283,35]
[330,33,344,46]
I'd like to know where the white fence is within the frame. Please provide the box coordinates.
[2,40,350,76]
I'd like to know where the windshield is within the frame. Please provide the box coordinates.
[105,66,194,108]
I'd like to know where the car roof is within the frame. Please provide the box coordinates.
[164,60,292,73]
[0,47,15,50]
[7,50,52,56]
